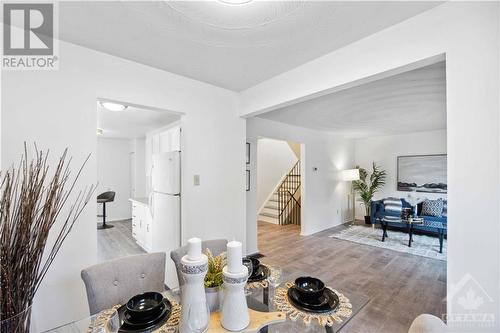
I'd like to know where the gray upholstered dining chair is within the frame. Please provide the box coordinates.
[170,239,227,287]
[81,252,166,315]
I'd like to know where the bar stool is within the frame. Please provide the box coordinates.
[97,191,115,230]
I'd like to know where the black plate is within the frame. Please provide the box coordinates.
[247,265,270,283]
[118,298,172,332]
[287,287,339,314]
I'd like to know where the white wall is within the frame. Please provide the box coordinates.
[246,117,354,254]
[354,130,447,219]
[257,138,297,212]
[1,39,245,330]
[240,2,500,329]
[96,137,132,221]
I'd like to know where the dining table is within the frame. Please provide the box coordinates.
[43,268,370,333]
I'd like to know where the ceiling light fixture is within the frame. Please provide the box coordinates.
[96,128,104,136]
[100,101,128,112]
[218,0,253,5]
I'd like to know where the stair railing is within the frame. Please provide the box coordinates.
[277,161,301,226]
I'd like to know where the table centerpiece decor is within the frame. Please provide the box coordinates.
[180,238,209,333]
[221,240,249,331]
[204,249,226,312]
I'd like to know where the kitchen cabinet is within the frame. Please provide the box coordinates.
[159,126,181,152]
[131,199,152,252]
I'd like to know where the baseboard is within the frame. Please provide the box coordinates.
[96,217,131,223]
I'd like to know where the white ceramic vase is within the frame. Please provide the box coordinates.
[221,265,249,331]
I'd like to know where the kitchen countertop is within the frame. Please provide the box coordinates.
[129,197,149,206]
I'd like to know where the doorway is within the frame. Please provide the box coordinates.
[256,137,304,250]
[95,99,181,265]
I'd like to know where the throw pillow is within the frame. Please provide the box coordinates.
[421,199,444,217]
[384,197,402,215]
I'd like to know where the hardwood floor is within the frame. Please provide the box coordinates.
[97,219,145,262]
[257,221,446,333]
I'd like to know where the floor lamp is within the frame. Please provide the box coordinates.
[342,169,360,225]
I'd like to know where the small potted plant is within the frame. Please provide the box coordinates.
[352,162,387,224]
[204,249,226,312]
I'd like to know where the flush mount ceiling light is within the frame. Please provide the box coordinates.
[96,128,104,136]
[99,101,128,112]
[218,0,253,5]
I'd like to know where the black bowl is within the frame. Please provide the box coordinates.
[250,258,260,272]
[126,292,164,320]
[294,277,325,301]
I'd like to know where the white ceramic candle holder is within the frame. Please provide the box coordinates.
[221,265,250,331]
[180,253,209,333]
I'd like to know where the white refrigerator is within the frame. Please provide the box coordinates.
[150,151,181,289]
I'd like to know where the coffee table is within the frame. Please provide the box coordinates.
[379,217,424,247]
[379,217,445,253]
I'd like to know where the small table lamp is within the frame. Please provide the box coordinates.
[342,169,360,224]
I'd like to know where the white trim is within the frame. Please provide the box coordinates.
[147,120,182,137]
[96,217,131,223]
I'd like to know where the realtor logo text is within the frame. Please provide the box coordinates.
[2,3,58,70]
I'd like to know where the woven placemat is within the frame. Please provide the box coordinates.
[273,282,352,327]
[88,294,181,333]
[246,264,275,290]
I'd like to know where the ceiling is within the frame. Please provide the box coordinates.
[257,61,446,138]
[97,103,180,139]
[59,1,442,91]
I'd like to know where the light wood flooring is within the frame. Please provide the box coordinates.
[97,219,145,262]
[257,221,447,333]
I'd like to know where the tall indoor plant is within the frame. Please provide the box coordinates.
[0,145,94,333]
[352,162,387,224]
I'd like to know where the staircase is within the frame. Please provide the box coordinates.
[259,161,301,226]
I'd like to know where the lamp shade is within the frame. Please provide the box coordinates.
[342,169,360,181]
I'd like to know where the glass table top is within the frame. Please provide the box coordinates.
[44,272,369,333]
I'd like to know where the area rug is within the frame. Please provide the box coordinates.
[329,225,447,261]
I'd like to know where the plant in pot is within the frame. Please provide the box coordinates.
[0,145,94,333]
[204,249,226,312]
[352,162,387,224]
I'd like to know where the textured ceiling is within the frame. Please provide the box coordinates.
[257,61,446,138]
[97,104,180,139]
[59,1,442,91]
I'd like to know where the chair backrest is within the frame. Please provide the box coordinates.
[81,252,166,315]
[170,239,227,287]
[97,191,115,202]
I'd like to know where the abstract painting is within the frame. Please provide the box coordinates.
[397,154,447,193]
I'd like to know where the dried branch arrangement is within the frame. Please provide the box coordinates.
[0,145,95,332]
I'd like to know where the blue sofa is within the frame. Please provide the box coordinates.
[371,198,447,253]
